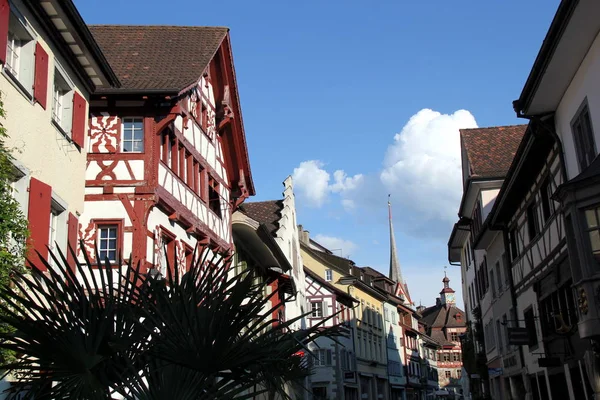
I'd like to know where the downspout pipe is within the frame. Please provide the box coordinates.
[513,104,568,184]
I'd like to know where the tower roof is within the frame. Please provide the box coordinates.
[388,196,411,305]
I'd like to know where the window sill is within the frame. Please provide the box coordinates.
[52,119,73,143]
[1,67,33,103]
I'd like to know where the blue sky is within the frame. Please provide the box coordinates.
[76,0,560,308]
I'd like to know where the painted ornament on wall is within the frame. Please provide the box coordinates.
[89,114,120,153]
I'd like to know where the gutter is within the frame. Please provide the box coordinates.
[514,0,579,114]
[513,111,569,185]
[61,1,121,87]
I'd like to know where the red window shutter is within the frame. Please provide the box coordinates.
[27,178,52,269]
[72,91,87,148]
[66,213,78,275]
[33,43,49,109]
[0,0,9,64]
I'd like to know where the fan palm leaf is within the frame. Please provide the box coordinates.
[0,242,348,399]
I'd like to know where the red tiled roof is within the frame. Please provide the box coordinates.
[239,201,283,235]
[88,25,229,91]
[460,125,527,179]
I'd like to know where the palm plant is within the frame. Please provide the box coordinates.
[0,243,347,399]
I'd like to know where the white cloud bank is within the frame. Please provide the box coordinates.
[292,161,363,208]
[313,234,358,258]
[292,108,478,236]
[380,109,477,223]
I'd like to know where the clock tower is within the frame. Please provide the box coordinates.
[440,273,456,307]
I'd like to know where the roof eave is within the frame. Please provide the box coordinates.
[58,1,120,88]
[514,0,579,116]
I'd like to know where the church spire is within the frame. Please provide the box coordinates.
[388,195,411,304]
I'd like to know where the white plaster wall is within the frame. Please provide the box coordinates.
[481,189,500,221]
[383,302,404,367]
[516,287,545,374]
[555,30,600,179]
[274,177,307,331]
[1,0,90,216]
[158,164,230,243]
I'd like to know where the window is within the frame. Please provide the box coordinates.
[5,8,35,93]
[495,261,502,293]
[502,253,510,288]
[509,228,518,261]
[122,118,144,152]
[524,307,538,348]
[311,302,323,318]
[496,319,503,353]
[208,176,221,217]
[571,100,596,171]
[490,268,496,298]
[47,199,66,265]
[445,371,451,379]
[325,269,332,282]
[539,280,577,337]
[585,206,600,264]
[540,178,553,222]
[51,65,74,134]
[450,332,459,342]
[527,203,539,240]
[98,225,118,263]
[388,361,402,376]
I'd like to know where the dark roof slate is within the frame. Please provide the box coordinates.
[421,303,465,328]
[88,25,228,91]
[239,201,283,236]
[460,125,527,179]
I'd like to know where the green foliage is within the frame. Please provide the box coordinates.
[0,94,29,365]
[0,244,346,399]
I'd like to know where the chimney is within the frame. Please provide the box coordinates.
[297,225,309,244]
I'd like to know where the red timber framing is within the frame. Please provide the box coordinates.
[304,271,353,326]
[84,31,254,274]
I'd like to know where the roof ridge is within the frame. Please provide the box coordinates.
[88,24,230,29]
[460,123,528,133]
[244,199,282,205]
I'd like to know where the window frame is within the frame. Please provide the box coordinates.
[584,205,600,265]
[3,6,36,98]
[325,268,332,282]
[94,219,124,267]
[311,301,323,318]
[121,117,145,153]
[51,62,75,137]
[571,98,597,172]
[47,197,66,266]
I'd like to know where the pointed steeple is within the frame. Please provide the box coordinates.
[388,195,411,304]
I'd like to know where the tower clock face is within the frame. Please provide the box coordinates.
[446,293,455,303]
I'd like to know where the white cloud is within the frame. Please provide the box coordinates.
[379,109,477,223]
[313,234,358,258]
[292,109,478,238]
[292,160,363,207]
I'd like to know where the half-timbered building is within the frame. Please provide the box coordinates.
[512,0,600,398]
[78,25,253,276]
[447,125,526,399]
[0,0,119,271]
[300,229,387,400]
[420,275,466,395]
[304,267,357,400]
[488,119,590,399]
